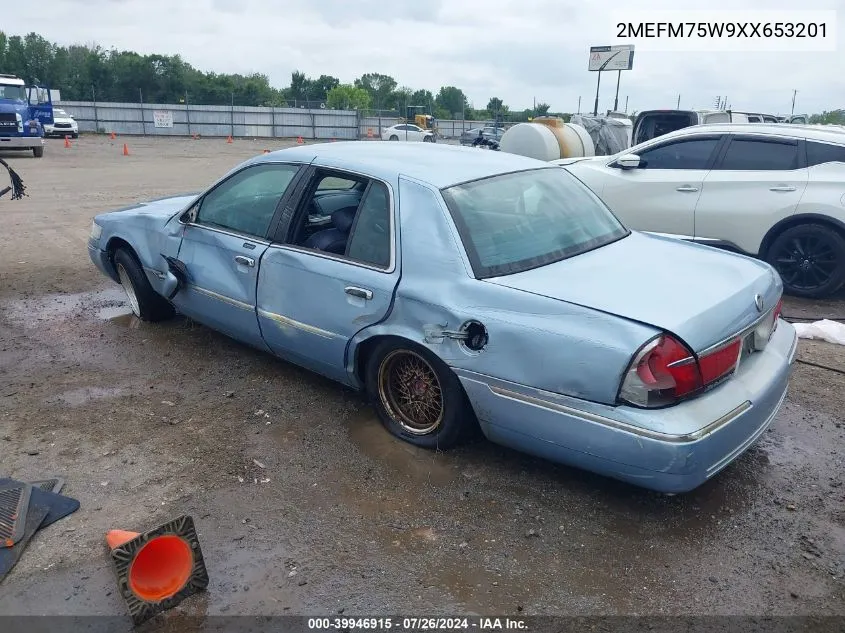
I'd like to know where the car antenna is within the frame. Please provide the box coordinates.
[0,158,26,200]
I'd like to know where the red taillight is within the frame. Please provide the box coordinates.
[772,298,783,331]
[620,333,742,408]
[698,338,742,384]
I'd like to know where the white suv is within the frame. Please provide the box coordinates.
[556,123,845,298]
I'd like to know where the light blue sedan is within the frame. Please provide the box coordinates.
[88,142,798,493]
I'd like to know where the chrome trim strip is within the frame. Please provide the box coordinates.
[487,384,752,444]
[645,231,695,241]
[787,328,798,364]
[189,285,254,311]
[183,222,271,245]
[705,388,786,477]
[257,308,338,339]
[698,305,776,357]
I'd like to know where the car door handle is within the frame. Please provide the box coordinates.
[770,185,797,192]
[234,255,255,267]
[345,286,373,300]
[676,185,699,192]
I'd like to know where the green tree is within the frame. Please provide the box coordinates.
[326,84,371,110]
[354,72,397,109]
[809,109,845,125]
[487,97,504,113]
[536,102,551,116]
[435,86,467,117]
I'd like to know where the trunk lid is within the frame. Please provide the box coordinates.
[485,232,781,353]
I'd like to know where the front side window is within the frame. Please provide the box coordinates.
[718,138,799,170]
[441,168,629,278]
[197,163,300,237]
[637,138,720,170]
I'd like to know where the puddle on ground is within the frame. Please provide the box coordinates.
[50,386,126,407]
[347,409,458,487]
[1,287,130,326]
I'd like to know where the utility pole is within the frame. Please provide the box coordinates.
[624,95,629,113]
[577,96,581,115]
[613,70,621,112]
[791,89,798,115]
[676,94,681,109]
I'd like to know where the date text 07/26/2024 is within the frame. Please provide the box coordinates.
[307,617,527,630]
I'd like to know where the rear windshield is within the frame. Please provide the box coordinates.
[633,112,696,144]
[441,168,629,279]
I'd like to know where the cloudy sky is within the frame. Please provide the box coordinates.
[4,0,844,115]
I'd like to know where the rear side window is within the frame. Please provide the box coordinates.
[346,182,391,268]
[637,138,720,170]
[718,139,799,170]
[806,141,845,167]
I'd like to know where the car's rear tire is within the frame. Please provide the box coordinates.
[32,146,44,158]
[365,338,472,450]
[113,248,175,322]
[389,135,399,141]
[423,136,433,143]
[765,223,845,298]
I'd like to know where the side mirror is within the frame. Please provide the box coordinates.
[615,153,641,169]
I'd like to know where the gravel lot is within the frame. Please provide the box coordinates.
[0,135,843,625]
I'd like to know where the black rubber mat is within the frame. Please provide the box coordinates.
[0,482,31,548]
[30,478,65,494]
[0,479,78,530]
[0,497,49,583]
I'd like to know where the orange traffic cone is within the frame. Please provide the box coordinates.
[109,132,116,140]
[263,149,270,154]
[106,515,208,625]
[122,143,129,156]
[226,135,233,144]
[64,136,71,149]
[296,136,304,144]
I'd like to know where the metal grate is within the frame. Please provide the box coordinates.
[0,483,32,547]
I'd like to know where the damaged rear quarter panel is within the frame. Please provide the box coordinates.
[348,177,657,405]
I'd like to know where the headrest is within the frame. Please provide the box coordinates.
[332,206,357,233]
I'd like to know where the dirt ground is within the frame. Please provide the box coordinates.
[0,136,843,625]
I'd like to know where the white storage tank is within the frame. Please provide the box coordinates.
[499,118,595,161]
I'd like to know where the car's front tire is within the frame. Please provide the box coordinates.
[365,338,472,450]
[765,223,845,298]
[389,135,399,141]
[113,248,175,322]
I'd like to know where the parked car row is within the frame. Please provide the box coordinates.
[556,123,845,299]
[89,141,797,494]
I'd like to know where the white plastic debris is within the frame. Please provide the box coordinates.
[793,319,845,346]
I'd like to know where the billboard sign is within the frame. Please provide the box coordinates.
[589,45,635,71]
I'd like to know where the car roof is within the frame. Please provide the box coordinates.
[643,122,845,145]
[255,141,548,188]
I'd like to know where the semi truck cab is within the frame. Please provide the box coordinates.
[0,74,54,158]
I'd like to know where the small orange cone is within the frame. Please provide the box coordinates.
[297,136,304,144]
[122,143,129,156]
[109,132,116,140]
[64,136,71,149]
[226,135,233,144]
[263,149,270,154]
[106,515,209,625]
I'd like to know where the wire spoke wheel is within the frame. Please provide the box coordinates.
[377,349,444,435]
[116,263,141,317]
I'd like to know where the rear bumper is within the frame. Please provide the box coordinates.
[0,136,43,149]
[456,320,798,494]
